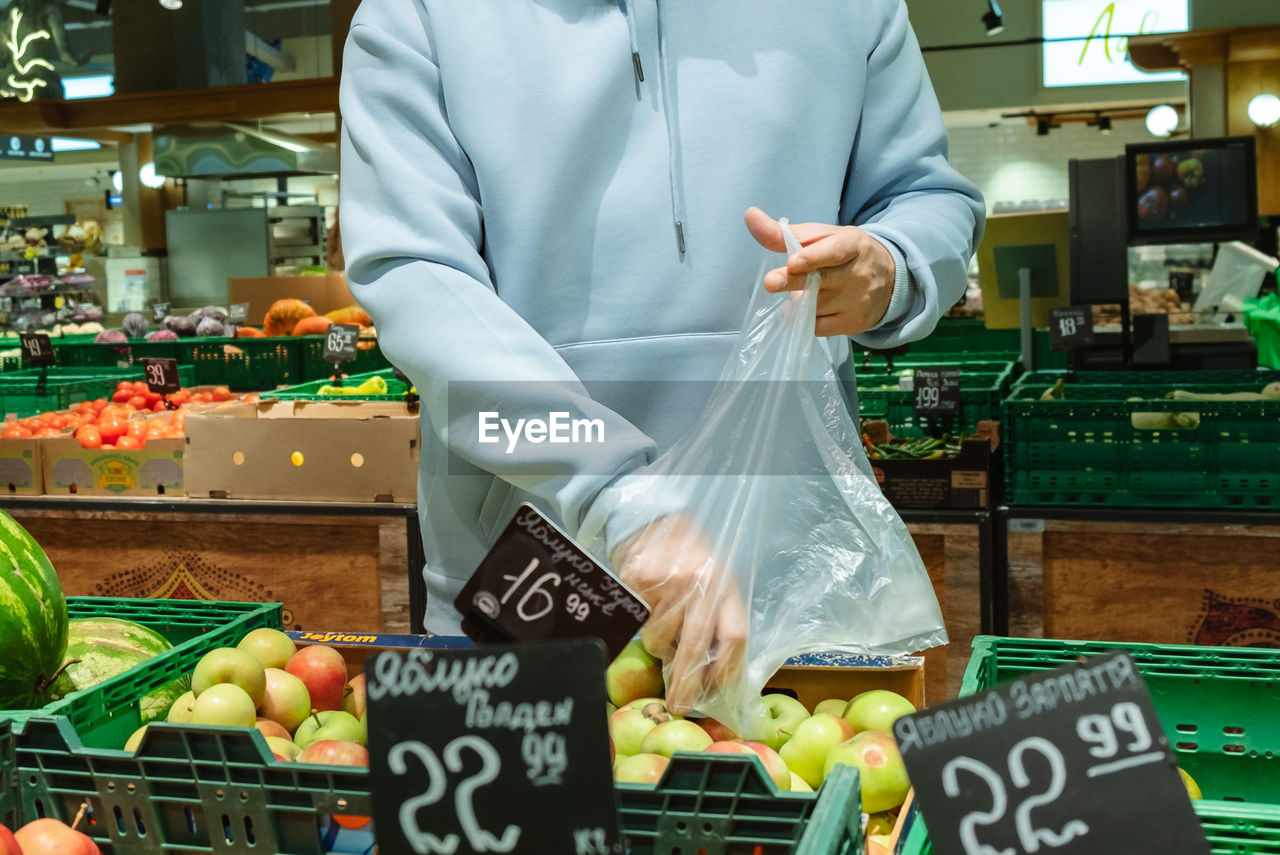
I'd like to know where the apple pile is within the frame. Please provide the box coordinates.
[606,639,915,844]
[126,629,369,768]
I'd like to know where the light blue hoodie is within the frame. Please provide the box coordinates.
[340,0,985,633]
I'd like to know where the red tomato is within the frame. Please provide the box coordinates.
[115,435,142,450]
[211,385,232,402]
[143,392,162,408]
[116,380,132,392]
[152,401,167,413]
[127,396,147,410]
[242,393,260,403]
[76,425,102,449]
[126,420,147,440]
[97,415,127,442]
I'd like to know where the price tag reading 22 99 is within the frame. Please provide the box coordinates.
[894,652,1209,855]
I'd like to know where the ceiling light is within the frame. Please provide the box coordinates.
[224,121,325,154]
[1036,117,1051,136]
[1145,104,1179,137]
[983,0,1004,36]
[158,0,182,9]
[111,170,122,193]
[139,162,166,189]
[1247,93,1280,128]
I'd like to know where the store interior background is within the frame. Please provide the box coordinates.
[0,0,1275,317]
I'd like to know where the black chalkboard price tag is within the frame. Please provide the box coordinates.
[18,333,54,367]
[140,358,180,395]
[894,652,1209,855]
[454,504,649,661]
[366,639,623,855]
[323,322,359,366]
[151,301,170,324]
[228,302,249,326]
[1050,306,1095,350]
[912,367,960,415]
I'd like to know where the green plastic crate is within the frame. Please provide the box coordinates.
[900,318,1066,369]
[960,636,1280,804]
[900,802,1280,855]
[15,728,861,854]
[177,337,306,391]
[54,338,182,368]
[0,597,282,751]
[0,366,193,421]
[0,720,14,830]
[297,336,391,383]
[268,369,413,402]
[855,359,1017,437]
[1004,370,1280,507]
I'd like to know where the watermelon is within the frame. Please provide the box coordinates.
[0,511,67,709]
[51,617,187,723]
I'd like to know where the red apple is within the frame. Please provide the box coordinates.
[0,823,21,855]
[695,717,740,743]
[297,739,369,767]
[14,818,99,855]
[605,639,664,707]
[743,741,792,791]
[704,740,753,755]
[255,717,292,741]
[285,645,348,712]
[343,673,366,719]
[260,668,312,733]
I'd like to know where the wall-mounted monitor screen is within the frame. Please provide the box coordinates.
[1125,136,1258,246]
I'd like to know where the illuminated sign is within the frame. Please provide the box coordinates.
[1,136,53,162]
[0,8,53,102]
[1043,0,1187,87]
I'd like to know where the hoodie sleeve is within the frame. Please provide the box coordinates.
[339,2,658,536]
[840,0,986,349]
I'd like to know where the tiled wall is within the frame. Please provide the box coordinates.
[946,117,1153,212]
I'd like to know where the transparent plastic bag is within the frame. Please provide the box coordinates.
[581,221,946,736]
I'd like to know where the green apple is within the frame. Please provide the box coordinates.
[124,725,148,752]
[260,667,311,733]
[294,710,365,750]
[625,698,681,723]
[343,673,367,719]
[606,702,617,718]
[190,683,257,728]
[823,731,910,813]
[609,708,658,756]
[236,628,297,670]
[779,713,856,789]
[166,690,197,723]
[843,690,915,735]
[813,698,848,718]
[613,753,669,785]
[192,647,267,708]
[789,772,813,792]
[746,694,810,751]
[639,719,713,758]
[265,736,302,761]
[613,753,631,772]
[606,639,664,707]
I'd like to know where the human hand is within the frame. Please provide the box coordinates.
[744,206,896,337]
[610,513,747,714]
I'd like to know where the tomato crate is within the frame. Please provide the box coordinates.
[0,367,193,421]
[855,359,1016,438]
[267,369,414,403]
[53,339,182,369]
[898,802,1280,855]
[296,336,391,383]
[176,337,307,391]
[960,636,1280,805]
[0,598,282,750]
[1004,371,1280,507]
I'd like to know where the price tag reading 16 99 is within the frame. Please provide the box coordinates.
[454,504,649,660]
[895,652,1209,855]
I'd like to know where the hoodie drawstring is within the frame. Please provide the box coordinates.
[621,0,686,258]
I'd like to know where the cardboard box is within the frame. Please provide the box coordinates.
[0,438,42,495]
[184,399,419,502]
[865,421,1002,510]
[43,437,184,496]
[227,274,355,323]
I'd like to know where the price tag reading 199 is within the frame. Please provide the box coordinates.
[912,367,960,415]
[454,504,649,660]
[895,652,1210,855]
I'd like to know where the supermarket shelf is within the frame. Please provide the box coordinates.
[0,494,415,517]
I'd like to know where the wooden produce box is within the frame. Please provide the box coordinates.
[1007,517,1280,648]
[184,399,419,503]
[865,421,1001,510]
[3,503,416,632]
[0,438,43,495]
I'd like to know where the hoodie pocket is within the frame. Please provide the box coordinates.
[477,475,519,545]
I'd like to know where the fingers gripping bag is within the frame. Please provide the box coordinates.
[580,221,946,737]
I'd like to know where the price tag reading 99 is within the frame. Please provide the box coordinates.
[895,652,1210,855]
[455,504,649,660]
[366,641,622,855]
